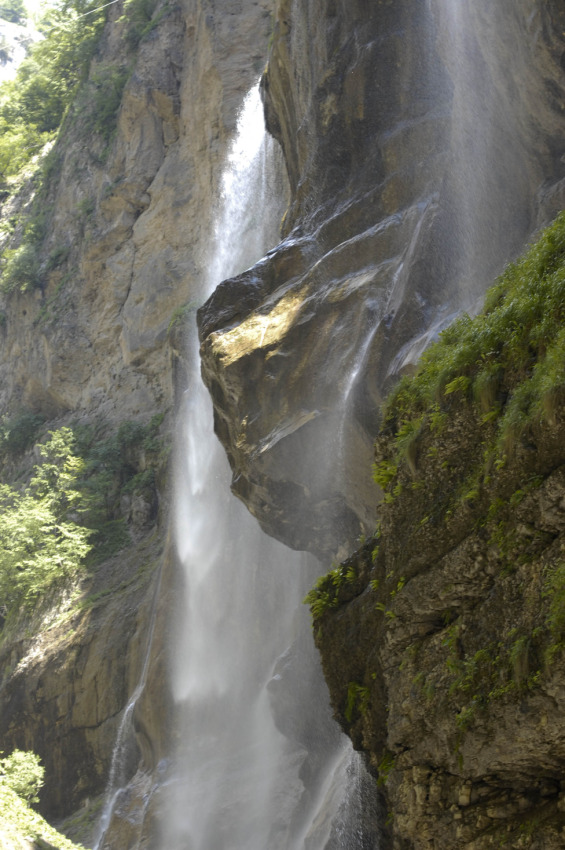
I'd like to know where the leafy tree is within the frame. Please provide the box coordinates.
[0,750,44,804]
[0,0,107,175]
[0,428,92,611]
[0,0,27,25]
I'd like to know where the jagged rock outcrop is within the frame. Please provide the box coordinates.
[198,0,565,559]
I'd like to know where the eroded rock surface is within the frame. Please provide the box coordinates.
[311,402,565,848]
[198,0,565,559]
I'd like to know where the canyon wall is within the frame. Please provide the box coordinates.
[1,0,565,847]
[196,0,565,847]
[198,0,565,561]
[0,0,276,834]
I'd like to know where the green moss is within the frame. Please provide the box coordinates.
[543,563,565,640]
[344,681,370,723]
[381,212,565,463]
[377,750,395,787]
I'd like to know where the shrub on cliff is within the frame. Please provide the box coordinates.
[0,242,40,292]
[0,0,107,177]
[0,749,44,804]
[0,428,92,613]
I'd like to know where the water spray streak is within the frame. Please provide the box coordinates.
[94,563,164,850]
[164,85,368,850]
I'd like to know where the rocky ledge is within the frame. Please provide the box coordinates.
[198,0,565,561]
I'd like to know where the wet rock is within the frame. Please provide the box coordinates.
[198,0,565,560]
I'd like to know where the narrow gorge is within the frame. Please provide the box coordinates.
[0,1,564,849]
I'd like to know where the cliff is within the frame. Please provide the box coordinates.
[1,0,565,847]
[0,0,276,839]
[196,0,565,848]
[308,213,565,848]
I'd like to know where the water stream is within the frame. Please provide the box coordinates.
[161,86,372,849]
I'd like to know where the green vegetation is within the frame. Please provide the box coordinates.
[379,212,565,477]
[0,0,26,24]
[344,681,370,723]
[0,749,84,849]
[0,0,172,297]
[376,750,395,787]
[167,300,199,334]
[83,66,130,142]
[0,410,44,456]
[303,561,357,618]
[0,414,165,621]
[0,428,92,611]
[0,242,40,292]
[0,0,108,178]
[543,562,565,641]
[0,749,44,803]
[121,0,167,48]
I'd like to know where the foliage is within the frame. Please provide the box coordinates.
[0,242,40,293]
[377,750,395,787]
[0,414,165,616]
[303,561,357,619]
[380,212,565,466]
[303,578,338,619]
[344,681,370,723]
[0,0,107,176]
[0,770,84,849]
[0,428,92,611]
[543,563,565,640]
[0,410,44,455]
[86,518,130,565]
[75,415,163,527]
[167,300,199,333]
[121,0,161,48]
[0,749,44,803]
[77,65,129,144]
[0,120,52,177]
[0,0,26,24]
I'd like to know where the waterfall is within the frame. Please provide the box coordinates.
[431,0,535,308]
[161,86,372,849]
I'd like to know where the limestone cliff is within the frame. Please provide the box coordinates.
[0,0,276,838]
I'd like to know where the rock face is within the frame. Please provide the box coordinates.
[198,0,565,559]
[0,0,278,835]
[0,0,273,428]
[0,533,162,819]
[311,401,565,848]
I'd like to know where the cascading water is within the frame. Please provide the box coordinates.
[161,86,373,849]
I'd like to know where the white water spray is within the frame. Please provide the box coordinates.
[162,85,369,850]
